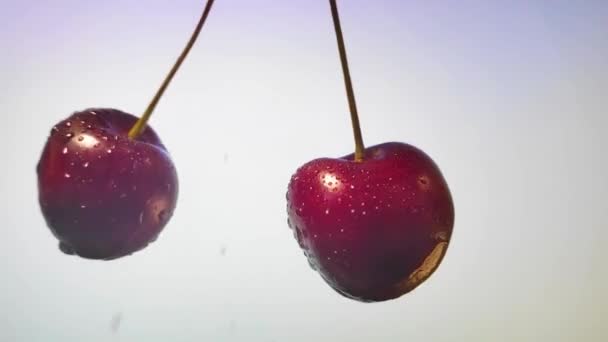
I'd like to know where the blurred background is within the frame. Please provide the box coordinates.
[1,0,607,341]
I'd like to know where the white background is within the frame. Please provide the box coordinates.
[2,0,607,341]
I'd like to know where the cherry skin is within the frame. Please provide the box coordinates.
[287,142,454,302]
[37,108,178,260]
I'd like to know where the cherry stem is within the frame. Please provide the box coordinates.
[128,0,216,139]
[329,0,365,162]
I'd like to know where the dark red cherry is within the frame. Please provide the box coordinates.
[285,1,455,301]
[35,0,216,260]
[287,142,454,302]
[37,108,178,260]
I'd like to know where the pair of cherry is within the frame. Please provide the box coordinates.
[36,0,454,303]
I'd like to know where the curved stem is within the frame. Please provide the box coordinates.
[129,0,216,139]
[329,0,365,161]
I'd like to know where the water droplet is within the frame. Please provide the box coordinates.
[65,133,73,138]
[65,121,72,127]
[362,211,367,215]
[325,209,330,215]
[64,173,71,178]
[90,111,97,115]
[157,209,169,222]
[340,228,344,233]
[139,212,144,224]
[110,312,122,334]
[80,204,87,209]
[361,202,365,207]
[83,162,89,168]
[294,227,305,248]
[350,185,355,189]
[434,231,448,242]
[62,147,68,154]
[350,209,356,214]
[107,149,112,154]
[59,242,75,255]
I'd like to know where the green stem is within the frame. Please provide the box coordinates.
[128,0,216,139]
[329,0,365,161]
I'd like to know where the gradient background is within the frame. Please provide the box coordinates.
[1,0,607,341]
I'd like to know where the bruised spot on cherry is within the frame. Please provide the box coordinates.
[36,0,216,260]
[285,0,454,302]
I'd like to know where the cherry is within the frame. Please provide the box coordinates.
[287,143,454,302]
[286,0,454,302]
[36,0,216,260]
[37,109,178,259]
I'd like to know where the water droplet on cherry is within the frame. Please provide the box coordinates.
[157,209,169,222]
[59,242,75,255]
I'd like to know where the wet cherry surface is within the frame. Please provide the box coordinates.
[287,142,454,302]
[37,108,178,260]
